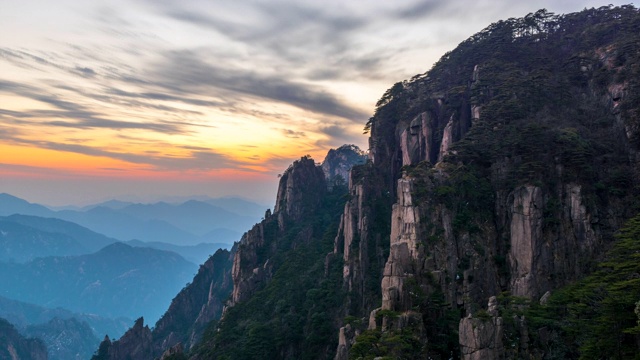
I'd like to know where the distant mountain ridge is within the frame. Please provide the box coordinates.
[0,242,197,323]
[0,295,131,340]
[0,214,117,262]
[0,193,264,245]
[125,239,231,265]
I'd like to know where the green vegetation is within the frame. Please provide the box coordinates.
[487,214,640,358]
[349,328,424,360]
[357,5,640,360]
[192,185,349,360]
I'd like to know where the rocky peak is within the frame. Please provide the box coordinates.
[274,155,327,223]
[95,317,152,360]
[321,144,367,187]
[231,154,329,306]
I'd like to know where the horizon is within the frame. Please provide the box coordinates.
[0,190,272,209]
[0,0,629,206]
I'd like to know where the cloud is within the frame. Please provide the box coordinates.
[394,0,449,20]
[0,79,195,135]
[164,2,366,49]
[316,123,367,149]
[149,50,369,121]
[105,87,224,108]
[153,1,395,82]
[282,129,305,138]
[73,66,97,78]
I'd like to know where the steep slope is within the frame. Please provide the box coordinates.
[321,144,367,187]
[192,156,343,359]
[0,318,47,360]
[95,148,363,360]
[91,248,235,360]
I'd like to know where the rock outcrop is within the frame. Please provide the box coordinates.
[0,318,47,360]
[96,318,152,360]
[274,156,326,223]
[459,297,504,360]
[380,178,420,311]
[321,144,367,186]
[151,248,234,352]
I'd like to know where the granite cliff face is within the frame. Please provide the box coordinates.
[344,6,640,359]
[230,155,326,307]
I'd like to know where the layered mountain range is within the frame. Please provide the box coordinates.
[0,200,243,359]
[96,6,640,360]
[0,193,264,248]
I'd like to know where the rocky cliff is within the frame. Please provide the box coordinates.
[95,149,363,360]
[189,153,354,359]
[346,5,640,359]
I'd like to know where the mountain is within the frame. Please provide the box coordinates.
[320,144,367,186]
[94,152,360,359]
[0,194,260,245]
[0,193,53,217]
[97,5,640,360]
[115,200,258,237]
[25,317,99,360]
[0,215,117,262]
[0,218,85,263]
[0,243,197,323]
[125,240,230,265]
[91,248,235,359]
[0,318,47,360]
[0,295,131,340]
[81,200,134,211]
[202,197,268,218]
[0,296,131,360]
[56,206,203,245]
[85,196,268,218]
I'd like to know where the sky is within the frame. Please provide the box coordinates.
[0,0,633,206]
